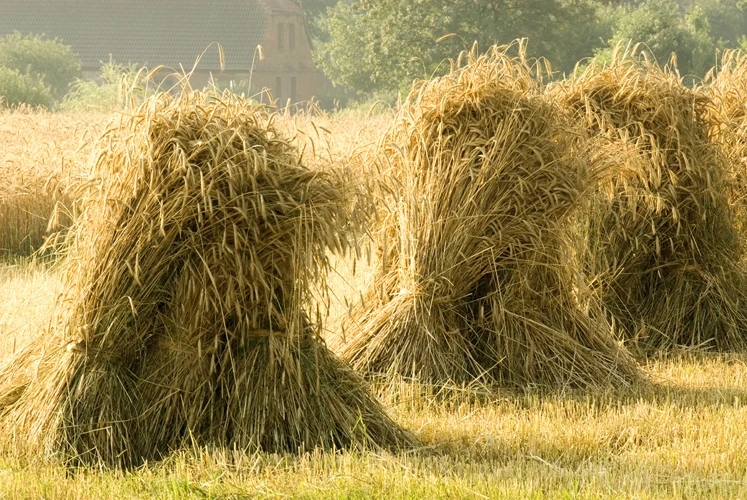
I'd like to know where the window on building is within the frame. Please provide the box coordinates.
[277,23,285,51]
[290,77,297,102]
[288,24,295,52]
[276,76,282,103]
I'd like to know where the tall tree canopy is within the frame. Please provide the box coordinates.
[312,0,747,97]
[606,0,713,77]
[314,0,601,95]
[0,32,80,99]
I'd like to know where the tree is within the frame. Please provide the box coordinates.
[606,0,716,79]
[675,0,747,49]
[315,0,604,96]
[315,1,461,95]
[0,32,81,100]
[0,66,53,108]
[61,60,141,112]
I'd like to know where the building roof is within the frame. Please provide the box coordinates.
[0,0,280,71]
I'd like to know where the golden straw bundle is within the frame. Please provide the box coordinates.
[0,90,410,467]
[706,50,747,235]
[336,44,641,387]
[555,52,747,351]
[0,171,70,257]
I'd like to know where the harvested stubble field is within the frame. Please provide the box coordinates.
[2,104,747,499]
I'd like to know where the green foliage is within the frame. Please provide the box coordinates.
[315,0,603,96]
[315,1,458,96]
[312,0,747,99]
[612,1,690,64]
[607,0,716,79]
[0,66,53,108]
[463,0,603,76]
[292,0,342,40]
[61,61,144,112]
[685,6,717,78]
[676,0,747,49]
[0,32,80,100]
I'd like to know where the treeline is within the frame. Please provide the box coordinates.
[301,0,747,97]
[0,32,80,108]
[0,31,145,111]
[2,2,745,109]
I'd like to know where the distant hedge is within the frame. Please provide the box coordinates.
[0,66,53,108]
[0,32,80,105]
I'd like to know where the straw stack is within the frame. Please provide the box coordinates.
[555,52,747,351]
[337,44,641,386]
[706,50,747,235]
[0,90,410,467]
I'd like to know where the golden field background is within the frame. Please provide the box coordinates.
[2,108,747,498]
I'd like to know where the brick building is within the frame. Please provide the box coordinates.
[0,0,324,105]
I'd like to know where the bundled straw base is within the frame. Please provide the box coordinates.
[24,337,401,465]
